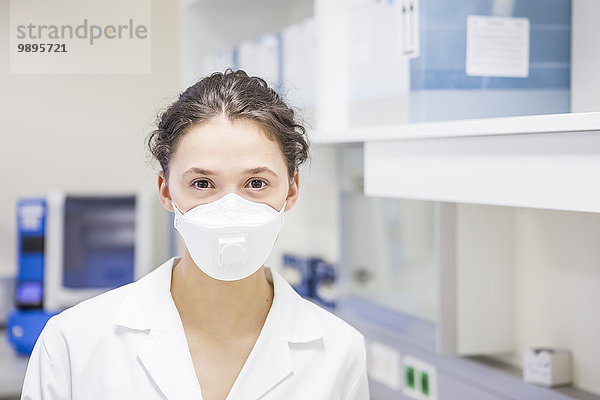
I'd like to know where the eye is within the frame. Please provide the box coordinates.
[246,179,268,190]
[191,179,214,190]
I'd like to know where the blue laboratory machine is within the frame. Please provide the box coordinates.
[281,254,338,310]
[8,193,158,355]
[8,199,52,355]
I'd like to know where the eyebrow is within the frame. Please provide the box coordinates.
[183,167,216,176]
[243,167,278,177]
[182,166,278,177]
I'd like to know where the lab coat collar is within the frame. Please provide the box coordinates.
[113,257,324,399]
[113,257,324,342]
[266,263,325,343]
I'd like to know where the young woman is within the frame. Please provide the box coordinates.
[21,69,369,400]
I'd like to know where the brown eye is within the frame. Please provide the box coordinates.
[192,179,212,189]
[248,179,267,189]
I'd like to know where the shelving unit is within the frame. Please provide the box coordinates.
[363,127,600,213]
[312,0,600,214]
[336,142,600,399]
[316,112,600,214]
[312,111,600,143]
[337,145,516,356]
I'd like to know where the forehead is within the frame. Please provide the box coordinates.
[169,116,285,173]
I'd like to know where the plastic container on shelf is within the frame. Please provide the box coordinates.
[236,33,283,95]
[281,17,317,125]
[345,0,414,127]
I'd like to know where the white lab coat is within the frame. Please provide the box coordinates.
[21,257,369,400]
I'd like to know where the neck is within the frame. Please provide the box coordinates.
[170,250,274,339]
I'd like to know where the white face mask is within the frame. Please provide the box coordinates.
[172,193,287,281]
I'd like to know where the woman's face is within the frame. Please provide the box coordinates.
[158,116,299,214]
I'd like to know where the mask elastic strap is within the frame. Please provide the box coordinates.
[278,188,289,213]
[171,201,182,215]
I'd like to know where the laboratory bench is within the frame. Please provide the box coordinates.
[0,329,27,400]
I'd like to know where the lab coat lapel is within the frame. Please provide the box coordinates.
[226,267,324,400]
[226,320,293,400]
[114,258,203,400]
[138,325,203,400]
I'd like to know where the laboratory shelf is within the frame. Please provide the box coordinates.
[338,296,436,353]
[360,121,600,214]
[340,313,600,400]
[311,111,600,144]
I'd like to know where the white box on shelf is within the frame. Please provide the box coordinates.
[523,348,572,388]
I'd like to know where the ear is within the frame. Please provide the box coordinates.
[284,170,300,211]
[157,171,175,212]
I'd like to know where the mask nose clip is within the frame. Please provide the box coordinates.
[218,235,247,267]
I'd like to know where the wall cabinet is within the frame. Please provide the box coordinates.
[314,0,600,214]
[314,0,599,137]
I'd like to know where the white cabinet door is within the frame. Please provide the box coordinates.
[364,131,600,213]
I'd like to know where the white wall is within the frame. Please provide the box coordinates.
[491,207,600,395]
[0,0,181,276]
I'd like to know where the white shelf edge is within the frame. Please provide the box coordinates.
[312,111,600,144]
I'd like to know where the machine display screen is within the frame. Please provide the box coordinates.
[16,281,43,309]
[63,196,135,289]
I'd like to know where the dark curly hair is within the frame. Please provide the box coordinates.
[147,68,310,180]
